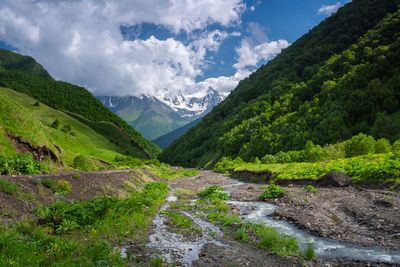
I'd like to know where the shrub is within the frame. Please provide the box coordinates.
[61,125,72,133]
[73,155,95,171]
[34,101,40,107]
[374,138,391,153]
[35,181,168,234]
[393,139,400,153]
[51,119,60,129]
[323,143,345,160]
[259,184,286,200]
[304,141,324,162]
[0,179,19,194]
[235,227,249,242]
[0,153,46,175]
[42,178,56,189]
[198,185,229,200]
[262,154,276,164]
[344,133,375,157]
[275,151,292,163]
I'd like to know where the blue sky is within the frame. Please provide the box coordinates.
[0,0,349,97]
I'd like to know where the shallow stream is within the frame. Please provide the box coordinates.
[146,175,400,265]
[225,177,400,264]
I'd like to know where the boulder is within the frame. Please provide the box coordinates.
[317,172,352,187]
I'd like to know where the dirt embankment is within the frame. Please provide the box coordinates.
[0,169,161,220]
[7,133,63,166]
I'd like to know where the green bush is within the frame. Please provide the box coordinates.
[262,154,276,164]
[42,179,56,189]
[344,133,376,157]
[0,179,19,194]
[259,184,286,200]
[61,125,72,133]
[51,119,60,129]
[73,155,95,171]
[304,141,324,162]
[374,138,391,153]
[35,181,168,234]
[275,151,291,163]
[393,139,400,153]
[323,143,345,161]
[0,153,46,175]
[198,185,229,201]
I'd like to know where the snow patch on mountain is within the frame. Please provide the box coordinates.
[98,87,227,120]
[160,88,227,119]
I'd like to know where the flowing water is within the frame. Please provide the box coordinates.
[147,176,400,265]
[224,178,400,264]
[228,200,400,264]
[146,190,229,265]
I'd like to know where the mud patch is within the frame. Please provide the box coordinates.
[7,133,63,166]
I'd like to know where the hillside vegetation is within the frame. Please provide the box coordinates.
[215,133,400,186]
[159,0,400,167]
[0,87,146,172]
[0,49,160,158]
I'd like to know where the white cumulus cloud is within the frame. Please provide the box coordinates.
[233,39,290,70]
[0,0,288,99]
[318,2,341,15]
[0,0,246,97]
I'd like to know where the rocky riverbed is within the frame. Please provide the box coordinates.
[139,171,400,266]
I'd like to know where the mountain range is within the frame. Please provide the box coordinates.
[97,88,226,140]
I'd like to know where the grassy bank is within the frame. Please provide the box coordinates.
[0,160,198,266]
[215,153,400,185]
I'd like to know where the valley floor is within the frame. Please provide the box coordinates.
[139,171,400,266]
[1,170,399,266]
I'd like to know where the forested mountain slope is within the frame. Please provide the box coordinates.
[159,0,400,167]
[153,118,202,149]
[0,49,160,158]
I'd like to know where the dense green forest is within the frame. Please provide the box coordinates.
[0,49,51,78]
[159,0,400,167]
[0,49,160,158]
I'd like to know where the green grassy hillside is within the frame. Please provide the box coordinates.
[159,0,400,167]
[0,87,139,170]
[0,49,160,158]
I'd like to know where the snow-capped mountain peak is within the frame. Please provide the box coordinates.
[159,87,226,118]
